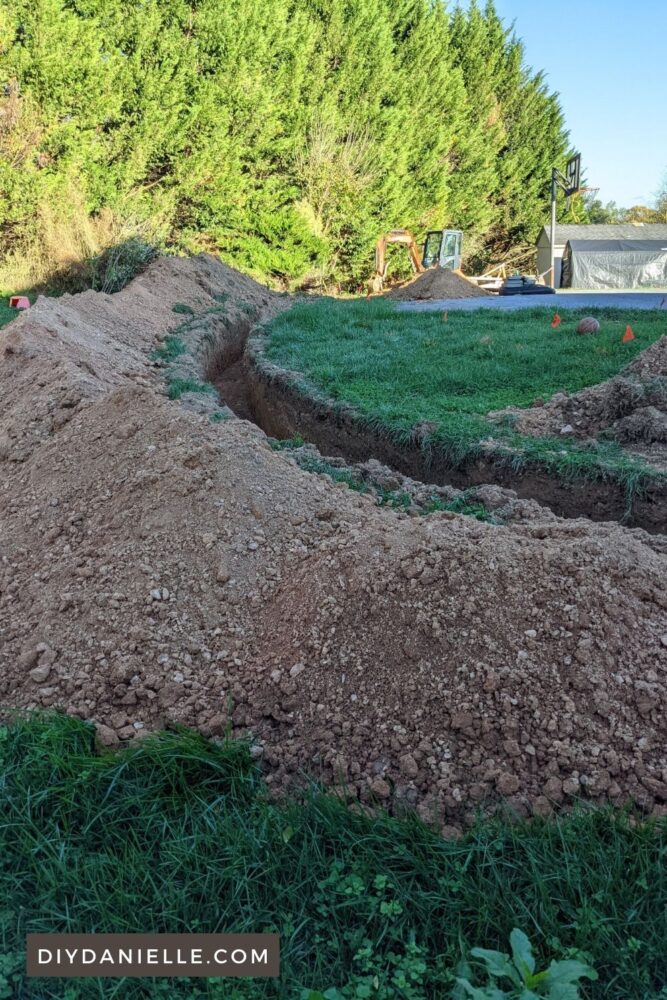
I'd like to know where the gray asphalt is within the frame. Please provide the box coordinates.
[398,291,667,313]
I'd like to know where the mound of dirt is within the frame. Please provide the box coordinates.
[496,336,667,468]
[387,267,491,301]
[1,255,667,832]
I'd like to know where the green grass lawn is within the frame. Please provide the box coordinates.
[1,713,665,999]
[0,296,18,330]
[264,300,667,489]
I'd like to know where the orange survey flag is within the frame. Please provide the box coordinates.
[551,313,561,328]
[622,326,635,343]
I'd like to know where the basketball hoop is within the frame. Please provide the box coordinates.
[567,186,596,214]
[565,153,581,196]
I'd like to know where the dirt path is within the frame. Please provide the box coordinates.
[1,255,666,832]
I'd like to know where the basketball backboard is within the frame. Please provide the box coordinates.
[565,153,581,196]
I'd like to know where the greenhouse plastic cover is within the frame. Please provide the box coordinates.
[561,239,667,289]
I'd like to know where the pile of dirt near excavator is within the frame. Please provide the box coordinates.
[1,254,666,833]
[386,267,491,300]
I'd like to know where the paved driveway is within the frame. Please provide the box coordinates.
[398,291,667,313]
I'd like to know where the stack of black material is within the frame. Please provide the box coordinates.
[500,275,555,296]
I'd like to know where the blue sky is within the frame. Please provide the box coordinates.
[488,0,667,207]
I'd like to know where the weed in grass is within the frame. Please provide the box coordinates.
[209,410,230,423]
[265,299,667,492]
[172,302,195,316]
[453,928,598,999]
[213,292,230,306]
[0,713,665,999]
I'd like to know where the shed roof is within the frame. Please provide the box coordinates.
[566,239,667,253]
[537,223,667,247]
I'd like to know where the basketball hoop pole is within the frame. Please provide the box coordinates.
[549,154,582,289]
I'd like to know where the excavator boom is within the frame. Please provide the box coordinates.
[375,230,425,278]
[370,230,425,294]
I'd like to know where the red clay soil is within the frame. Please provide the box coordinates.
[387,267,491,301]
[1,255,666,832]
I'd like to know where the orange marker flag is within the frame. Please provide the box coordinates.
[622,325,635,343]
[551,313,561,329]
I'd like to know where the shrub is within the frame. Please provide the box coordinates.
[88,238,158,294]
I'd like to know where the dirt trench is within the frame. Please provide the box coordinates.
[2,253,667,834]
[209,322,667,533]
[206,319,255,421]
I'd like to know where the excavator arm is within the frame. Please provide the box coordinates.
[369,230,424,294]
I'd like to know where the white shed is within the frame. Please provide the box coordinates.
[536,223,667,288]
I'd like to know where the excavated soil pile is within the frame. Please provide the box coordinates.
[498,336,667,469]
[387,267,491,301]
[1,254,667,831]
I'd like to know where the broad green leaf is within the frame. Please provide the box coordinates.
[545,959,599,985]
[455,978,507,999]
[470,947,515,979]
[510,928,536,980]
[546,985,580,1000]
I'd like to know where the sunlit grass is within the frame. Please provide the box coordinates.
[264,299,667,491]
[0,295,20,329]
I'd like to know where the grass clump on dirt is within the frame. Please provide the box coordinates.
[167,377,217,401]
[271,439,500,520]
[425,493,497,521]
[36,238,159,297]
[88,238,158,294]
[1,713,665,1000]
[152,334,188,363]
[264,299,667,490]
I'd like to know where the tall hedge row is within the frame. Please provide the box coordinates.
[0,0,571,288]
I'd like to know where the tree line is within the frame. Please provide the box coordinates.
[583,188,667,226]
[0,0,572,290]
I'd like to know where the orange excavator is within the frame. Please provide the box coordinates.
[368,228,463,294]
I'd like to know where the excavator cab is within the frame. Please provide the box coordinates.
[422,230,463,270]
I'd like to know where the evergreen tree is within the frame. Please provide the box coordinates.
[0,0,573,289]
